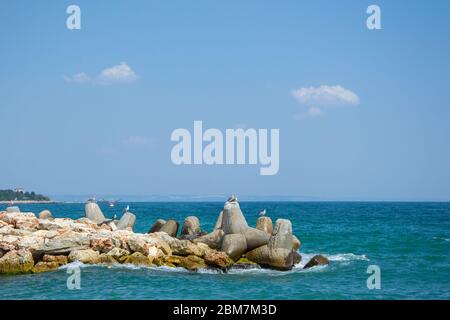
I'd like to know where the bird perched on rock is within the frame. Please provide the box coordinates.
[124,205,130,213]
[227,194,238,203]
[259,209,267,216]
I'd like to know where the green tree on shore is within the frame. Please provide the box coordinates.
[0,189,50,201]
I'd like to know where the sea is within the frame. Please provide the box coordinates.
[0,201,449,300]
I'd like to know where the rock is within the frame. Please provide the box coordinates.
[163,255,206,271]
[90,237,114,253]
[122,252,153,266]
[266,248,296,271]
[126,235,148,254]
[42,254,68,265]
[293,251,302,265]
[245,245,269,266]
[221,201,248,234]
[159,220,179,237]
[0,249,34,274]
[37,220,64,231]
[6,207,20,213]
[147,236,172,256]
[162,255,184,267]
[243,227,270,251]
[256,216,273,234]
[203,250,234,269]
[0,212,38,229]
[170,239,203,257]
[148,219,166,233]
[99,223,112,231]
[39,233,90,255]
[246,246,295,271]
[292,235,301,251]
[17,234,45,258]
[164,255,184,266]
[0,212,11,224]
[0,235,18,251]
[245,220,296,271]
[214,211,224,230]
[233,257,261,270]
[38,210,53,220]
[181,216,201,237]
[303,255,329,269]
[269,219,293,250]
[32,261,59,273]
[181,255,207,271]
[152,257,176,268]
[193,229,224,250]
[13,214,40,230]
[68,249,100,264]
[97,254,118,264]
[84,201,106,224]
[128,237,163,258]
[221,234,247,261]
[106,247,130,262]
[117,212,136,231]
[147,245,163,259]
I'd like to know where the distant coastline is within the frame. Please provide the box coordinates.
[0,189,52,204]
[0,200,58,204]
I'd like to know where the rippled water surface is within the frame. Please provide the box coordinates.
[1,202,449,299]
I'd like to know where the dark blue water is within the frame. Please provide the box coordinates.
[1,202,449,299]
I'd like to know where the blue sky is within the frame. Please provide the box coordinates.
[1,0,449,201]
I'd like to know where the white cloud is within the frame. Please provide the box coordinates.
[291,85,359,120]
[64,62,137,85]
[63,72,91,84]
[98,62,137,84]
[292,85,359,106]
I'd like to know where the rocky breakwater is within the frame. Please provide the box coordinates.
[0,203,233,275]
[192,197,303,270]
[0,196,323,275]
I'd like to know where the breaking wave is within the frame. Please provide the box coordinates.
[58,251,369,276]
[433,236,450,242]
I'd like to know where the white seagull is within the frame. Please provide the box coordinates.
[227,194,238,203]
[259,209,267,216]
[124,205,130,213]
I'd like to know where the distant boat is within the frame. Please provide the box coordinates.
[108,200,118,208]
[97,199,119,208]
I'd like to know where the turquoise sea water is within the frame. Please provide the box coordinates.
[0,202,449,300]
